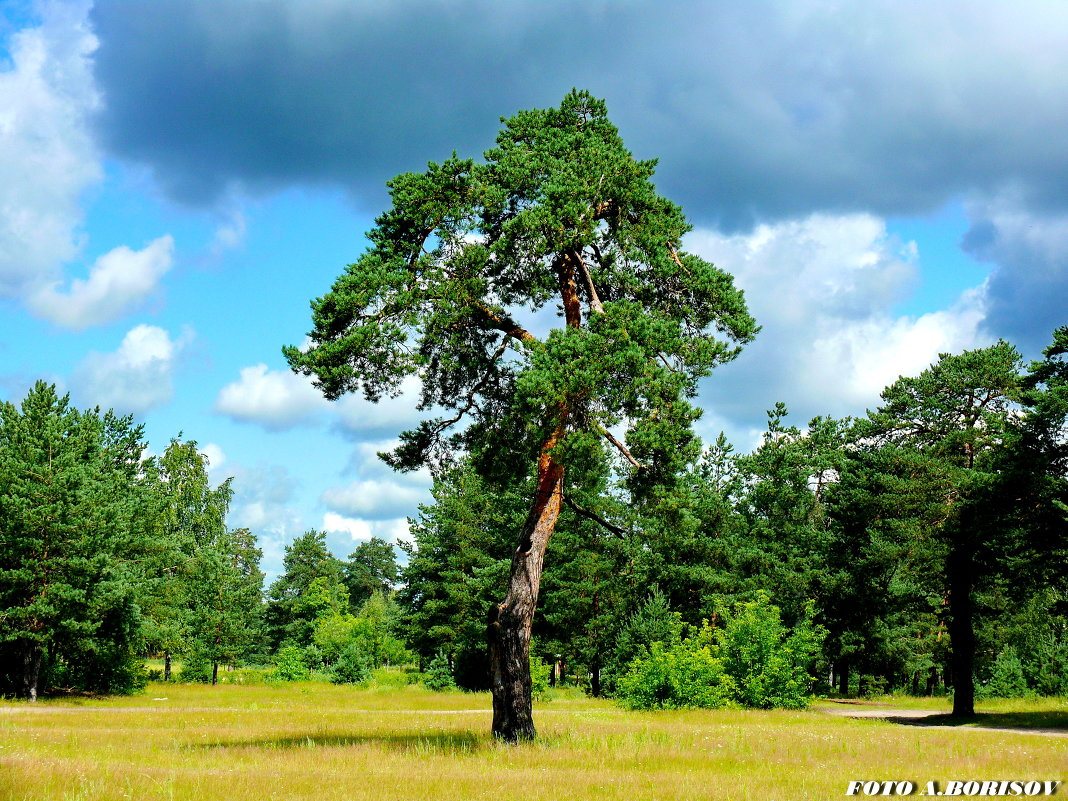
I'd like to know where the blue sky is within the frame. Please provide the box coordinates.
[2,1,1066,580]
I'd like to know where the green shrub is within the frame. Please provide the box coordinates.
[979,647,1030,699]
[270,645,309,682]
[616,593,824,711]
[180,647,213,683]
[530,653,551,701]
[1028,635,1068,696]
[618,639,736,710]
[329,641,373,685]
[716,595,824,710]
[423,651,456,692]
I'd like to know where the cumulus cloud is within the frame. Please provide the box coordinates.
[0,0,100,297]
[322,512,411,548]
[690,214,986,436]
[320,478,430,521]
[72,324,192,415]
[214,363,325,430]
[91,1,1068,227]
[200,442,226,472]
[28,235,173,328]
[0,3,175,326]
[332,376,426,436]
[216,363,427,435]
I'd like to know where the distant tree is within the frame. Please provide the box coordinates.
[851,342,1023,716]
[141,438,233,680]
[0,382,149,699]
[265,530,343,650]
[396,464,519,690]
[286,90,756,740]
[343,537,400,609]
[184,527,264,685]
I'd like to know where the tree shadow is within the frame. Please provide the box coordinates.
[886,711,1068,733]
[191,730,487,754]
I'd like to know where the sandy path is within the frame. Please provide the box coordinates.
[819,701,1068,738]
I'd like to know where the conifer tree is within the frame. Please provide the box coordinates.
[287,90,755,739]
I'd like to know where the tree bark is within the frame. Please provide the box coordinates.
[164,651,172,682]
[211,661,219,686]
[20,640,43,702]
[837,659,849,696]
[948,543,976,717]
[488,430,566,741]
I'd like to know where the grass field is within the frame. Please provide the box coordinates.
[1,683,1065,801]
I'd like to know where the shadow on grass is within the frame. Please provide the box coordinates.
[192,730,488,754]
[887,712,1068,732]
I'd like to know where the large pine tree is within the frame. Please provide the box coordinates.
[287,90,756,739]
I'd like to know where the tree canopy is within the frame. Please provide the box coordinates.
[287,89,757,739]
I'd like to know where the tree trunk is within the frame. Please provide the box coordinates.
[487,255,581,742]
[837,659,849,697]
[488,427,566,742]
[164,651,172,682]
[20,640,43,702]
[590,663,601,698]
[211,661,219,686]
[948,543,976,717]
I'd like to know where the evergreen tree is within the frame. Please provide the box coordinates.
[396,464,519,689]
[849,342,1023,715]
[343,536,400,609]
[286,90,755,739]
[0,383,149,699]
[265,530,344,650]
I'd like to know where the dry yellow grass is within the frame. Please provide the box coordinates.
[1,683,1064,801]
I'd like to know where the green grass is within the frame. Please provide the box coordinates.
[1,684,1065,801]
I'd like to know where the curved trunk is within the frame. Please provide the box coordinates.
[488,430,565,741]
[487,251,582,742]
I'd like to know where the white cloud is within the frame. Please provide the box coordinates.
[320,477,429,520]
[0,3,175,327]
[322,512,410,546]
[214,363,326,430]
[0,0,99,298]
[322,511,372,542]
[332,375,426,435]
[689,214,986,432]
[73,324,192,415]
[200,442,226,471]
[28,235,174,328]
[215,364,428,435]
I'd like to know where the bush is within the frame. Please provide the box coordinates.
[270,645,309,682]
[616,593,825,711]
[179,647,213,683]
[618,639,736,710]
[717,595,824,710]
[423,651,456,692]
[329,641,373,685]
[530,653,551,701]
[978,647,1030,699]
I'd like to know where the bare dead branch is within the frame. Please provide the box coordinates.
[563,495,626,537]
[598,424,645,470]
[575,250,605,315]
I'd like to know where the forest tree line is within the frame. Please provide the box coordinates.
[2,328,1066,707]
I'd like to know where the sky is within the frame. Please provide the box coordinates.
[3,0,1067,581]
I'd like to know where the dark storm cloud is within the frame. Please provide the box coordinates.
[963,203,1068,353]
[91,1,1068,228]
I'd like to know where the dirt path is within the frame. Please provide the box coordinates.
[819,701,1068,738]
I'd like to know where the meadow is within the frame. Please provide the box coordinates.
[1,681,1065,801]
